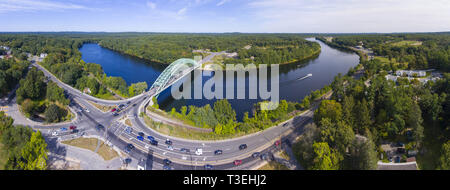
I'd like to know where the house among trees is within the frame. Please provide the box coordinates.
[395,70,426,77]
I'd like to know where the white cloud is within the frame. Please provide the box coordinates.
[146,1,156,10]
[177,7,187,15]
[217,0,230,6]
[0,0,88,13]
[248,0,450,33]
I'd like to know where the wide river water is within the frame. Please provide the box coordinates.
[80,38,360,120]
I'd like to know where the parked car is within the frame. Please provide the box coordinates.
[112,112,119,116]
[252,152,260,158]
[239,144,247,150]
[69,126,77,130]
[163,165,172,170]
[127,101,131,104]
[233,160,243,166]
[204,164,214,170]
[137,136,144,141]
[52,131,58,136]
[214,150,223,155]
[165,139,173,145]
[60,127,67,131]
[111,108,116,112]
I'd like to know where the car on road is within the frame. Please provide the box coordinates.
[214,150,223,155]
[275,140,281,147]
[150,140,158,146]
[137,136,144,141]
[125,126,132,134]
[96,124,105,131]
[111,108,116,112]
[163,165,172,170]
[127,101,131,104]
[60,127,67,131]
[144,144,150,149]
[252,152,260,158]
[84,109,90,113]
[233,160,243,166]
[147,136,154,141]
[282,123,288,127]
[124,158,132,164]
[180,148,190,153]
[260,153,270,161]
[138,132,145,137]
[112,112,119,116]
[165,139,172,145]
[239,144,247,150]
[167,145,174,151]
[163,159,172,165]
[132,104,137,107]
[195,148,203,155]
[69,126,77,130]
[204,164,214,170]
[124,144,135,153]
[52,131,58,136]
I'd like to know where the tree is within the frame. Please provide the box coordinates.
[46,81,69,105]
[151,96,159,109]
[21,99,36,117]
[314,100,343,123]
[354,99,371,134]
[311,142,341,170]
[213,99,236,125]
[16,131,48,170]
[438,141,450,170]
[44,104,66,123]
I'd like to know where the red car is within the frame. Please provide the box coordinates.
[275,140,281,147]
[111,108,116,112]
[69,126,77,130]
[233,160,243,166]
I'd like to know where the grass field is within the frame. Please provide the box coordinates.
[258,161,290,170]
[88,101,116,112]
[390,40,422,47]
[62,138,118,161]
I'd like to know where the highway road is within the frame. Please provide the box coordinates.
[7,56,322,170]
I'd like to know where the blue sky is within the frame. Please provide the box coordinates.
[1,0,449,33]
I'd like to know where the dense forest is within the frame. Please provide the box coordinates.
[295,34,449,169]
[16,68,71,123]
[0,112,48,170]
[0,33,148,99]
[318,33,450,71]
[98,33,321,65]
[0,58,29,97]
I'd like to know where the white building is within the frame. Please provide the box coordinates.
[395,70,426,77]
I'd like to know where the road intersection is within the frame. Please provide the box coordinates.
[3,56,321,170]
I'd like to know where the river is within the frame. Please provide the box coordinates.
[79,38,360,120]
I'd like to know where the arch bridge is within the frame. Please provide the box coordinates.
[147,58,202,99]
